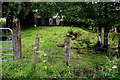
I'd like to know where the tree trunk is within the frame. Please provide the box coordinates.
[6,16,9,28]
[10,17,13,29]
[97,27,102,48]
[45,18,49,26]
[9,9,14,29]
[117,26,120,53]
[118,38,120,53]
[6,13,13,29]
[103,27,109,49]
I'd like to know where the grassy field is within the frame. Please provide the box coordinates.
[2,26,120,79]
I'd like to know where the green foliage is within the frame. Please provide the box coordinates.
[3,2,120,29]
[68,28,82,39]
[2,26,119,79]
[2,2,21,18]
[2,2,120,78]
[2,60,33,78]
[0,18,6,27]
[77,18,94,26]
[33,2,60,19]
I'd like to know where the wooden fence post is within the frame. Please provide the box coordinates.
[12,19,22,60]
[64,37,71,66]
[33,37,40,70]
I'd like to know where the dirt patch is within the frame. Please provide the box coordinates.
[39,30,47,32]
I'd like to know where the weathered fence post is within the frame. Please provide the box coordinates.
[64,37,71,66]
[33,37,40,70]
[12,19,22,60]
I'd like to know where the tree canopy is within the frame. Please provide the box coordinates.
[2,2,120,28]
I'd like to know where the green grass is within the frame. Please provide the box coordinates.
[2,26,120,79]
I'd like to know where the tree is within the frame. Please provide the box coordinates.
[81,2,120,49]
[2,2,36,28]
[101,2,120,49]
[17,2,34,28]
[2,2,21,28]
[33,2,62,25]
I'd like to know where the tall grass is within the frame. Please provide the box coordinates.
[2,26,120,79]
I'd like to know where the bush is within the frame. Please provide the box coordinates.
[68,28,82,40]
[0,18,6,27]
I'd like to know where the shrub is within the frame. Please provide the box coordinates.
[68,29,82,40]
[0,18,6,27]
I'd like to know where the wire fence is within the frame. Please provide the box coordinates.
[21,36,65,58]
[20,36,93,69]
[1,35,119,78]
[1,34,119,61]
[1,28,119,78]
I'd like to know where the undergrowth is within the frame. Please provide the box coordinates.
[1,26,120,79]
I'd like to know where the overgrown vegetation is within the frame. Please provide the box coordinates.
[2,26,120,79]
